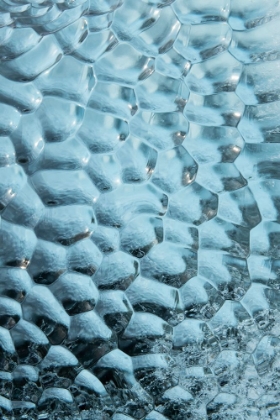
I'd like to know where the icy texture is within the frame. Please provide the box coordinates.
[0,0,280,419]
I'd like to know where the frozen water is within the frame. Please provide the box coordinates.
[0,0,280,419]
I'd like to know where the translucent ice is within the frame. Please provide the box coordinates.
[1,0,280,418]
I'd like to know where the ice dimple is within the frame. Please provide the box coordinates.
[151,145,197,194]
[174,22,232,63]
[129,6,180,57]
[94,43,155,86]
[172,0,230,24]
[135,71,188,112]
[185,51,243,95]
[129,111,188,151]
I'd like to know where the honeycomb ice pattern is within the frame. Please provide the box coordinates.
[0,0,280,418]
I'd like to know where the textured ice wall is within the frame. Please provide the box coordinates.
[0,0,280,418]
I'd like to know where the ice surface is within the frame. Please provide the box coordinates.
[0,0,280,419]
